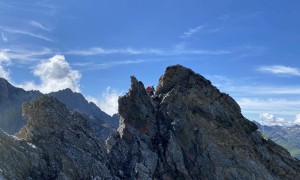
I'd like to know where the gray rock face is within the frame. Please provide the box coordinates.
[107,65,300,179]
[0,129,46,179]
[0,65,299,179]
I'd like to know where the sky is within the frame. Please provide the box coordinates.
[0,0,300,126]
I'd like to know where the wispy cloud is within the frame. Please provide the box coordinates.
[207,75,300,97]
[237,46,268,58]
[258,65,300,76]
[180,25,207,38]
[3,47,53,62]
[67,47,163,56]
[29,21,51,31]
[73,59,151,70]
[67,47,231,56]
[1,26,53,42]
[219,11,264,21]
[1,32,8,42]
[225,85,300,96]
[175,49,230,55]
[180,24,223,38]
[219,14,231,21]
[0,1,58,16]
[237,98,300,116]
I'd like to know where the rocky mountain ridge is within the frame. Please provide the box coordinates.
[0,65,299,179]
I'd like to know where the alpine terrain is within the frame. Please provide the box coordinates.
[0,65,299,179]
[256,122,300,160]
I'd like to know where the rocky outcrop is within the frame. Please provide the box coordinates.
[1,96,111,179]
[0,65,299,179]
[107,65,300,179]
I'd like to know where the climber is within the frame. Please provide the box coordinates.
[146,85,155,96]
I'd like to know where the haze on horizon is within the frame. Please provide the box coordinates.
[0,0,300,126]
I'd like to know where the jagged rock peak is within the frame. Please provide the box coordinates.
[108,64,300,179]
[117,76,156,136]
[156,64,257,133]
[156,64,212,95]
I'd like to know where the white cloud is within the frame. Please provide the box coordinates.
[180,25,207,38]
[258,65,300,76]
[0,66,9,80]
[19,55,81,93]
[0,50,10,80]
[258,113,287,126]
[1,32,8,42]
[87,87,122,116]
[0,50,10,62]
[29,21,51,31]
[295,114,300,125]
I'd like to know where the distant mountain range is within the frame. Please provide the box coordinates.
[255,121,300,159]
[0,77,118,139]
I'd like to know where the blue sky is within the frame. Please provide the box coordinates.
[1,0,300,126]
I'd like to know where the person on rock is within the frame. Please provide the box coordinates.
[146,85,155,96]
